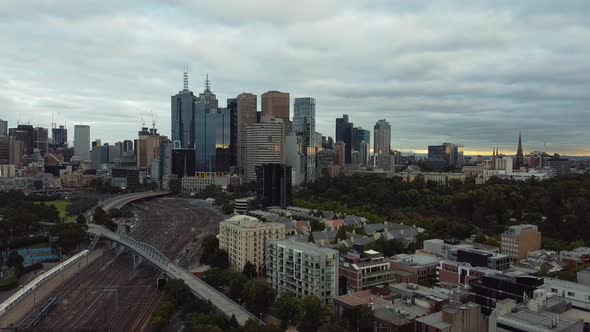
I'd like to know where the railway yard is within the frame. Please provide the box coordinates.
[1,197,223,331]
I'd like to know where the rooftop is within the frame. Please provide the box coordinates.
[543,277,590,292]
[270,239,338,257]
[221,215,284,230]
[390,254,439,267]
[373,298,429,326]
[500,309,582,331]
[333,289,394,307]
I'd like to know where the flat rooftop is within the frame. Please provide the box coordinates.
[501,309,581,331]
[270,239,337,257]
[390,254,439,266]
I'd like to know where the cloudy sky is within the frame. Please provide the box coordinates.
[1,0,589,155]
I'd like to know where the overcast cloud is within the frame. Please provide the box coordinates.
[1,0,589,155]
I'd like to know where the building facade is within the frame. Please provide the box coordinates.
[266,239,339,305]
[373,119,391,156]
[261,91,290,121]
[501,224,542,260]
[244,119,285,182]
[74,125,90,162]
[171,71,197,149]
[339,250,394,294]
[236,93,257,174]
[218,215,285,273]
[255,163,292,209]
[293,97,316,182]
[335,115,353,164]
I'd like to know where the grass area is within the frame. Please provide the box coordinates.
[34,200,75,223]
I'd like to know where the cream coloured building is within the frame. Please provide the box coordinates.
[218,215,285,273]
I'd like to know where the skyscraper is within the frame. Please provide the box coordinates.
[171,71,197,149]
[515,132,524,170]
[227,98,238,168]
[194,76,230,172]
[0,119,7,137]
[10,124,34,155]
[334,141,346,166]
[261,91,290,121]
[293,97,316,182]
[336,115,353,164]
[373,119,391,156]
[236,93,257,174]
[33,127,49,154]
[137,125,164,168]
[74,125,90,162]
[354,128,370,152]
[245,119,285,182]
[51,125,67,149]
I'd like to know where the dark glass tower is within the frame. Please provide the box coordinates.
[171,71,197,149]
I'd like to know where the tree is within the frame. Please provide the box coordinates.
[208,249,230,269]
[241,279,276,316]
[298,295,328,332]
[169,179,182,195]
[336,226,347,242]
[54,223,87,253]
[76,214,87,225]
[222,203,234,215]
[7,251,24,270]
[229,274,248,301]
[200,235,219,265]
[350,305,374,332]
[307,232,315,243]
[242,261,257,279]
[276,292,303,329]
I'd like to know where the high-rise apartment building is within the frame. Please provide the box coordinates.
[218,215,285,274]
[51,125,67,148]
[266,239,339,305]
[236,93,257,174]
[0,119,7,137]
[171,71,197,149]
[245,119,285,182]
[336,115,353,164]
[501,224,542,260]
[74,125,90,162]
[373,119,391,156]
[137,126,164,168]
[255,163,292,209]
[293,98,316,182]
[261,91,290,121]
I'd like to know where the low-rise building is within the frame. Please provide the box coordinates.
[415,302,487,332]
[437,260,500,286]
[266,239,338,305]
[218,215,285,273]
[559,247,590,266]
[339,250,394,294]
[389,254,439,283]
[181,174,230,192]
[455,248,511,271]
[470,274,544,315]
[233,197,254,214]
[542,278,590,311]
[489,298,583,332]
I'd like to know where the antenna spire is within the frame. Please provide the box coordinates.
[205,74,211,92]
[183,69,189,91]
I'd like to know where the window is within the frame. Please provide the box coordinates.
[567,291,575,297]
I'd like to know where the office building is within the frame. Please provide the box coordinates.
[32,127,49,155]
[0,137,8,164]
[51,125,67,149]
[227,98,238,168]
[111,168,141,191]
[245,118,285,182]
[266,239,339,305]
[74,125,90,162]
[0,164,16,178]
[0,119,7,137]
[10,124,34,155]
[91,141,110,169]
[316,149,335,178]
[171,148,195,177]
[236,93,257,174]
[339,250,394,294]
[336,115,353,164]
[455,248,511,271]
[194,77,231,172]
[255,163,292,209]
[359,140,369,165]
[501,224,542,260]
[373,119,391,156]
[9,138,24,166]
[427,143,464,170]
[171,71,197,149]
[470,274,543,315]
[334,141,345,166]
[437,260,500,286]
[283,134,302,185]
[293,97,316,182]
[547,157,571,177]
[261,91,289,121]
[415,302,487,332]
[495,155,513,174]
[219,215,285,273]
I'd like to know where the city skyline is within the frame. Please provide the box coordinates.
[1,1,589,155]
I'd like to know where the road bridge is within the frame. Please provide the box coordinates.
[87,224,260,326]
